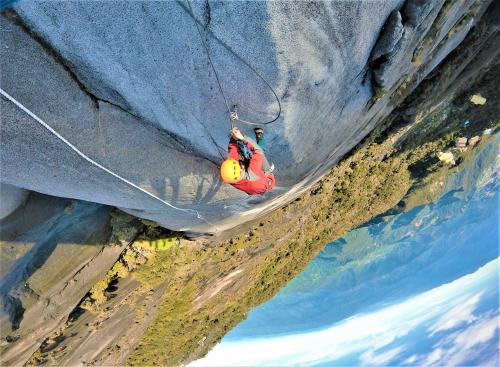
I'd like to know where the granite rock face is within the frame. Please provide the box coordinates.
[0,194,116,365]
[369,10,405,63]
[0,183,28,220]
[0,0,494,234]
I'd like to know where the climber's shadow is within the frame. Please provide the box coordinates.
[149,171,222,207]
[194,176,222,205]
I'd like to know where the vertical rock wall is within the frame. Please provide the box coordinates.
[0,0,495,233]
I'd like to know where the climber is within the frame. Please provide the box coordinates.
[220,118,275,195]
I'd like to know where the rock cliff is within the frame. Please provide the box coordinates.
[1,0,494,234]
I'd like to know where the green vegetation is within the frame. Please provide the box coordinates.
[79,226,170,313]
[412,0,457,66]
[372,86,386,102]
[147,236,178,252]
[399,0,486,107]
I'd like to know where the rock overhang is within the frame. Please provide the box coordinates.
[0,0,488,234]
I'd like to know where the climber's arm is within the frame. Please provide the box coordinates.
[227,138,240,160]
[243,136,263,154]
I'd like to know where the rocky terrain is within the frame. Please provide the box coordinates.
[1,0,499,365]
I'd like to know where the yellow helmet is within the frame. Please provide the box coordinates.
[220,159,242,183]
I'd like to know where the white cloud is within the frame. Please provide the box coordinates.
[190,259,498,367]
[402,354,418,364]
[421,347,444,365]
[479,351,500,367]
[359,346,405,366]
[442,313,499,367]
[428,292,482,336]
[414,312,499,367]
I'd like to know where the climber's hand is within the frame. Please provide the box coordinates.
[231,127,244,141]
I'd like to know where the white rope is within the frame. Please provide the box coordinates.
[0,87,207,223]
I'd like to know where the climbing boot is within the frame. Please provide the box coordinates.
[254,128,265,149]
[254,127,264,139]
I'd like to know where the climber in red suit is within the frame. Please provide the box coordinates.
[220,126,275,195]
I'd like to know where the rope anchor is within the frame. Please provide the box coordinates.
[230,105,238,128]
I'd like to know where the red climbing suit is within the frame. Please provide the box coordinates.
[228,138,275,195]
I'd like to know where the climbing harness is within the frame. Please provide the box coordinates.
[237,140,253,161]
[182,0,282,127]
[236,139,253,168]
[0,88,214,228]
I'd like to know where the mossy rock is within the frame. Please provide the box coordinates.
[90,277,110,295]
[151,237,177,251]
[122,249,138,266]
[136,236,178,252]
[112,261,130,278]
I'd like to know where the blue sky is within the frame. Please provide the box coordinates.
[191,136,499,366]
